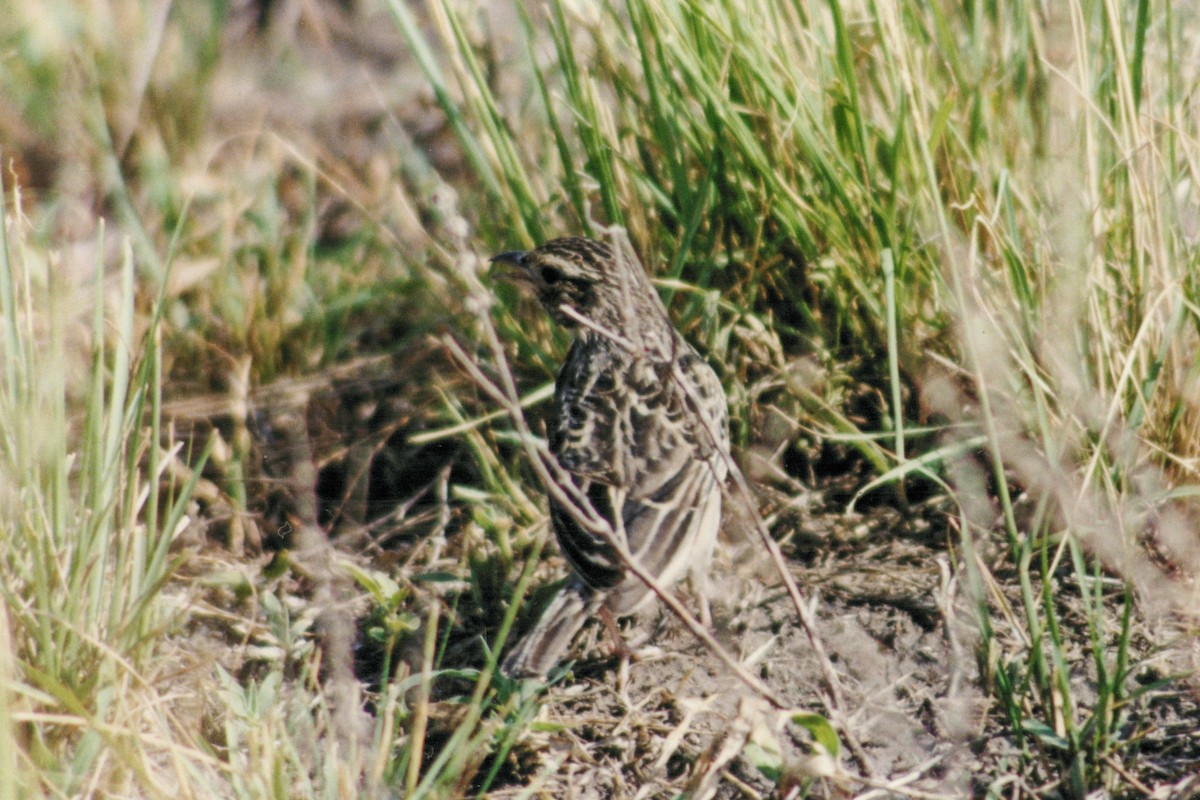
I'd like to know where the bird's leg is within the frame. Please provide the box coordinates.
[684,568,714,629]
[598,606,630,660]
[697,591,713,629]
[599,606,635,698]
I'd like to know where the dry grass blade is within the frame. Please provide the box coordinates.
[685,695,764,800]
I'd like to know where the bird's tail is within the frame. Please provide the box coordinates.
[501,579,601,679]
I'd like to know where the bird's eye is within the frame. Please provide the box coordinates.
[539,266,564,283]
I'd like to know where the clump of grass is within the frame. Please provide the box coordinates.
[0,167,423,797]
[0,175,200,793]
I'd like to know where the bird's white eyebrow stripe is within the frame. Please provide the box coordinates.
[536,253,581,274]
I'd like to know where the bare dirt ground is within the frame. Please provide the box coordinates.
[469,490,1200,797]
[495,504,983,797]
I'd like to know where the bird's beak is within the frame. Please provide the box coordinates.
[489,250,531,283]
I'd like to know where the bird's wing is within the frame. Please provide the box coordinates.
[549,336,628,484]
[551,336,705,490]
[549,335,728,596]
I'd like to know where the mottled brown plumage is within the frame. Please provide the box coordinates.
[492,236,729,678]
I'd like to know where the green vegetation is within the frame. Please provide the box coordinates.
[1,0,1197,796]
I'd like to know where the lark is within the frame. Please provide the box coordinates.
[491,236,729,678]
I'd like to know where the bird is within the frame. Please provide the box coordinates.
[490,236,729,678]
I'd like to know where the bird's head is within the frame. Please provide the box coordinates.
[490,237,629,328]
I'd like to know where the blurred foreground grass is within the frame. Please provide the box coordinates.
[2,0,1199,796]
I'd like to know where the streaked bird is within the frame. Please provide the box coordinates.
[491,236,729,678]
